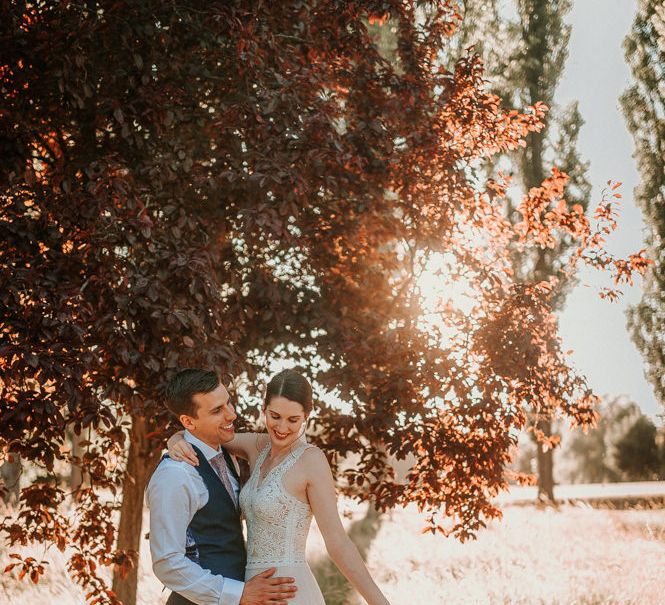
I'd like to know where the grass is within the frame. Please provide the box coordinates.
[359,503,664,605]
[1,500,663,604]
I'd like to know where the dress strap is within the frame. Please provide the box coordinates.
[257,441,271,463]
[256,439,315,484]
[280,441,316,472]
[250,442,271,481]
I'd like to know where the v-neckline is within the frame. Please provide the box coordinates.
[255,444,297,489]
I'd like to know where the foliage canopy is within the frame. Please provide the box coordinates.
[0,1,648,602]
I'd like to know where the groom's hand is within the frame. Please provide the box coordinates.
[240,567,297,605]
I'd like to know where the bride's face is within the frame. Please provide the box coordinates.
[264,396,307,448]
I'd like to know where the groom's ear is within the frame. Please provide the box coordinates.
[179,414,195,431]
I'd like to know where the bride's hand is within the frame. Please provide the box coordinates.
[166,431,198,466]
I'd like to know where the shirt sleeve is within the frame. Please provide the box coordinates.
[146,462,245,605]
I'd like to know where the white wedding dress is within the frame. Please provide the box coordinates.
[239,441,326,604]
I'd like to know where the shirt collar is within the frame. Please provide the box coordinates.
[183,430,221,462]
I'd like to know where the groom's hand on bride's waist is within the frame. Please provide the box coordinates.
[239,567,297,605]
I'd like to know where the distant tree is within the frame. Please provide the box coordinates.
[615,415,660,480]
[563,396,661,483]
[622,0,665,412]
[0,2,648,604]
[564,421,611,484]
[451,0,592,501]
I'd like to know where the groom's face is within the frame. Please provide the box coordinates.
[182,384,237,449]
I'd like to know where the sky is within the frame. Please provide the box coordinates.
[556,0,660,420]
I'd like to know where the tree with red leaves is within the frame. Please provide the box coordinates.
[0,2,648,604]
[442,0,594,501]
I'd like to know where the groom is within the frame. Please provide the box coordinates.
[147,369,297,605]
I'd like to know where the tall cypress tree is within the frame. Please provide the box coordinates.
[622,0,665,412]
[453,0,592,500]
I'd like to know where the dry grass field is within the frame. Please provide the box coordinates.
[2,499,663,605]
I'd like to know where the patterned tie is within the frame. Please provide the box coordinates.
[209,451,238,509]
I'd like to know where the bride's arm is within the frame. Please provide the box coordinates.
[303,448,391,605]
[166,431,269,465]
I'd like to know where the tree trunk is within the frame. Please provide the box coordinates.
[112,415,161,605]
[1,453,21,505]
[69,429,84,491]
[536,418,555,502]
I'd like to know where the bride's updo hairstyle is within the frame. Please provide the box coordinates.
[264,369,313,415]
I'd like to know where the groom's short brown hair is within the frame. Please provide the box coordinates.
[164,369,219,418]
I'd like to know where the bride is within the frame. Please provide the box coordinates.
[168,368,391,605]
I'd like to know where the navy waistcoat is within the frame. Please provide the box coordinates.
[166,445,246,605]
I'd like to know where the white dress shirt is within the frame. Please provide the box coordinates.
[146,431,243,605]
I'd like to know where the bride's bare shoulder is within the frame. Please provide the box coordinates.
[299,445,331,473]
[298,447,337,497]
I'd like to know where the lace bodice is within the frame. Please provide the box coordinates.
[239,441,315,567]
